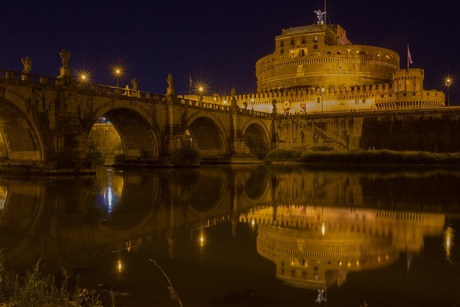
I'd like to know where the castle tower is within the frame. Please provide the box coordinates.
[392,68,424,93]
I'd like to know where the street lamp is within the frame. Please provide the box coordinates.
[78,72,89,88]
[445,76,453,107]
[318,87,325,113]
[251,98,254,110]
[114,67,122,87]
[198,86,204,101]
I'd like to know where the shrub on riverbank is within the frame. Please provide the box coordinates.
[0,250,102,306]
[263,149,460,165]
[169,139,200,167]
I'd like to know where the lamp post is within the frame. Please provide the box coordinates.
[251,98,254,110]
[114,67,122,87]
[445,76,452,107]
[79,73,88,88]
[318,87,325,113]
[198,86,204,101]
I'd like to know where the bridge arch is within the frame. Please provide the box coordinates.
[241,119,271,154]
[0,95,43,161]
[185,115,227,156]
[91,102,160,161]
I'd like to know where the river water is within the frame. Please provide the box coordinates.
[1,165,460,307]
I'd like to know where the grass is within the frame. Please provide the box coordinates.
[0,249,103,307]
[263,149,460,165]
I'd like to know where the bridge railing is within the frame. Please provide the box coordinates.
[0,69,59,85]
[1,68,274,117]
[178,97,273,117]
[76,81,165,100]
[0,69,165,100]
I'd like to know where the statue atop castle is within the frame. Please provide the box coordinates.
[314,9,326,25]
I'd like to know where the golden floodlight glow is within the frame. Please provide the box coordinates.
[117,259,123,273]
[444,75,453,106]
[198,231,206,247]
[444,226,454,261]
[321,222,326,236]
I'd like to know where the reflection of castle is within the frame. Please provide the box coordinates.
[240,205,445,290]
[0,186,6,211]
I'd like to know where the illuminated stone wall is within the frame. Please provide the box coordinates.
[274,110,460,152]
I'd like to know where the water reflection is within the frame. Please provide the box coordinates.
[239,205,445,291]
[0,165,459,305]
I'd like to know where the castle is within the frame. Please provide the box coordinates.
[193,10,445,114]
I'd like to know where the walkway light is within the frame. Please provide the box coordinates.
[198,86,204,101]
[445,76,453,107]
[114,67,122,87]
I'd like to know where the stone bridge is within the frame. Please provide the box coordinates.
[1,69,460,171]
[0,70,274,169]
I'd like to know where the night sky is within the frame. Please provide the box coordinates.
[1,0,458,104]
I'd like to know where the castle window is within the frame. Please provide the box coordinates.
[280,41,284,47]
[314,44,318,49]
[302,38,306,44]
[280,49,284,54]
[314,35,318,42]
[290,39,294,46]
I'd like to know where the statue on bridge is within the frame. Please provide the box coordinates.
[131,78,138,90]
[59,49,70,68]
[231,87,238,108]
[21,56,32,74]
[166,73,175,96]
[57,49,71,79]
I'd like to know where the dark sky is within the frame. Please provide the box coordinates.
[1,0,458,104]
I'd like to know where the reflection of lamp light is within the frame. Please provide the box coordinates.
[198,230,206,247]
[444,226,454,261]
[321,222,326,236]
[117,259,123,273]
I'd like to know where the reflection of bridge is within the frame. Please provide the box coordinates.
[1,165,458,270]
[0,166,274,266]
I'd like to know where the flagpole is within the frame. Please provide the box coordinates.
[407,44,409,71]
[406,44,413,71]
